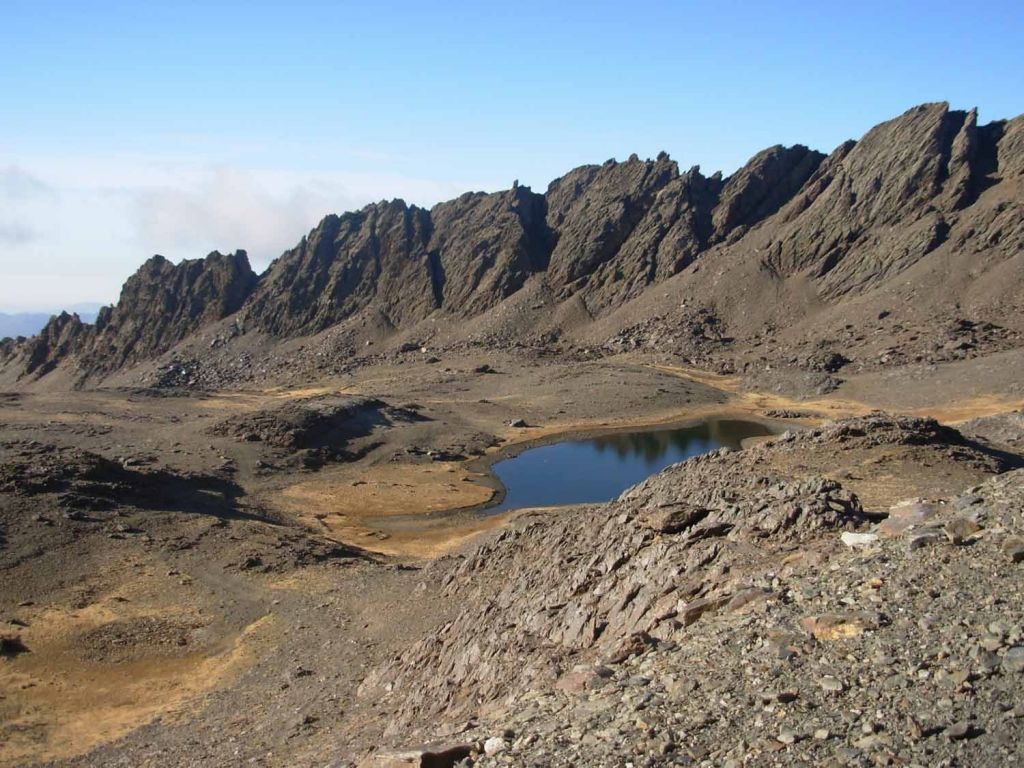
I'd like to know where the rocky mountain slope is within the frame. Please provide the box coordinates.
[2,102,1022,389]
[0,251,255,382]
[354,416,1024,767]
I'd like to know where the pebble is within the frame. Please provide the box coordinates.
[979,650,1002,674]
[483,736,506,756]
[1001,536,1024,563]
[1001,646,1024,673]
[777,729,798,745]
[945,721,971,740]
[944,516,981,545]
[853,733,885,749]
[906,716,923,741]
[981,633,1004,651]
[818,676,845,693]
[906,528,945,551]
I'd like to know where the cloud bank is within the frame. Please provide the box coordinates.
[0,153,500,310]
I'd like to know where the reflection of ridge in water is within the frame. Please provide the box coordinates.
[489,419,773,514]
[591,425,720,465]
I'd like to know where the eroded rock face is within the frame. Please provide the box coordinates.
[5,102,1024,387]
[996,115,1024,178]
[544,153,679,299]
[541,143,828,313]
[428,184,550,316]
[245,188,551,333]
[711,143,825,242]
[764,103,1014,299]
[20,310,94,378]
[12,251,257,382]
[245,202,436,336]
[562,165,723,310]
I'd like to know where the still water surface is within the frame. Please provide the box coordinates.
[488,419,773,514]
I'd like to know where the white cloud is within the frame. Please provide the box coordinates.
[131,167,330,265]
[129,166,499,271]
[0,151,502,311]
[0,220,38,245]
[0,165,55,201]
[0,166,53,246]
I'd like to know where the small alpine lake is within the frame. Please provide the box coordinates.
[487,418,775,514]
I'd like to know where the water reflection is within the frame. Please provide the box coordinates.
[488,419,771,514]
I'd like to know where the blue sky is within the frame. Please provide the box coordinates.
[1,0,1022,311]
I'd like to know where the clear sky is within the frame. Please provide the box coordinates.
[1,0,1022,312]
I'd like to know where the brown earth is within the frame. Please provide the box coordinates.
[1,344,1023,766]
[1,101,1024,766]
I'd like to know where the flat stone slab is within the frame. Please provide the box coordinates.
[878,500,940,537]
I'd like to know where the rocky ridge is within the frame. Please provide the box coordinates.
[3,102,1023,389]
[1,251,255,383]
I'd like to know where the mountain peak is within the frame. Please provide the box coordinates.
[3,102,1022,388]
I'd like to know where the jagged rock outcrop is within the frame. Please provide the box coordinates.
[3,102,1023,387]
[428,184,550,315]
[18,310,94,378]
[760,103,1019,298]
[245,188,552,333]
[244,202,435,335]
[996,114,1024,178]
[8,251,256,382]
[710,143,825,240]
[543,153,678,298]
[571,144,826,310]
[104,250,257,363]
[554,164,722,310]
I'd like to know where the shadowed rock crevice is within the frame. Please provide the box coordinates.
[426,248,446,310]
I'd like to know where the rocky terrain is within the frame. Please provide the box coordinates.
[1,102,1022,394]
[2,101,1024,767]
[365,450,1024,768]
[1,252,255,385]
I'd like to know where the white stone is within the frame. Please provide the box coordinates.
[841,531,879,548]
[484,736,507,756]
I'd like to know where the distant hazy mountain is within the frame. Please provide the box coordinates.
[0,303,102,340]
